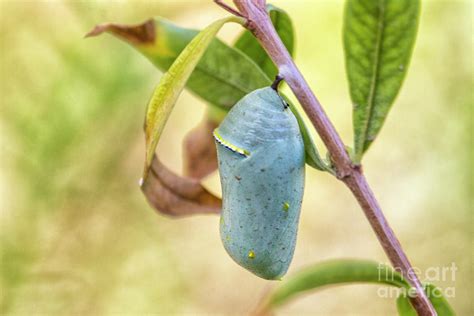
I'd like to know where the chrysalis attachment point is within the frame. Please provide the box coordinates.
[271,75,284,91]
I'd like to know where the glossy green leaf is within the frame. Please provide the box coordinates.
[142,16,244,178]
[396,283,456,316]
[343,0,421,161]
[234,4,295,79]
[88,17,269,110]
[261,259,409,310]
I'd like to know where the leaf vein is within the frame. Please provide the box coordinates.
[359,0,387,154]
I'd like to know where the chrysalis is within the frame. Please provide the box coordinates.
[214,85,305,280]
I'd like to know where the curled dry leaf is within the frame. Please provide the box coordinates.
[85,19,156,45]
[183,117,219,179]
[141,157,221,216]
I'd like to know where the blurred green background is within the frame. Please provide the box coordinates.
[0,0,471,315]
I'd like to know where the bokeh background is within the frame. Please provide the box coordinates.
[0,0,471,315]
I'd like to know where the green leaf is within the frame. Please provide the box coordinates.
[87,17,269,110]
[234,4,295,79]
[284,97,332,172]
[343,0,421,161]
[262,259,409,309]
[396,283,456,316]
[142,16,244,178]
[88,15,327,173]
[259,259,456,315]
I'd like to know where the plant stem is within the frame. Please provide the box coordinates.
[221,1,436,315]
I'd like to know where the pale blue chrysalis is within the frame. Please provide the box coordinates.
[214,86,305,280]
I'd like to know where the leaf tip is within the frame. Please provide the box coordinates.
[84,24,107,38]
[85,19,156,44]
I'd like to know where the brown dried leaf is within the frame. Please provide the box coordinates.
[85,19,156,45]
[183,118,218,179]
[141,157,221,216]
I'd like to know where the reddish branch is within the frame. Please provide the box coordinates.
[216,1,437,315]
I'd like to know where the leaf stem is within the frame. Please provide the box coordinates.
[223,1,436,315]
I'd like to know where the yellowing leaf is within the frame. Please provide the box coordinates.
[142,16,244,179]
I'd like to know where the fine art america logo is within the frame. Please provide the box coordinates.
[377,263,457,298]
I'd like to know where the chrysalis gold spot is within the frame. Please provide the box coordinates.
[248,250,255,259]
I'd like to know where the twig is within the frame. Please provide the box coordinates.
[214,0,246,19]
[222,1,437,315]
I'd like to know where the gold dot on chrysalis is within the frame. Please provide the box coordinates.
[248,250,255,259]
[282,202,290,212]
